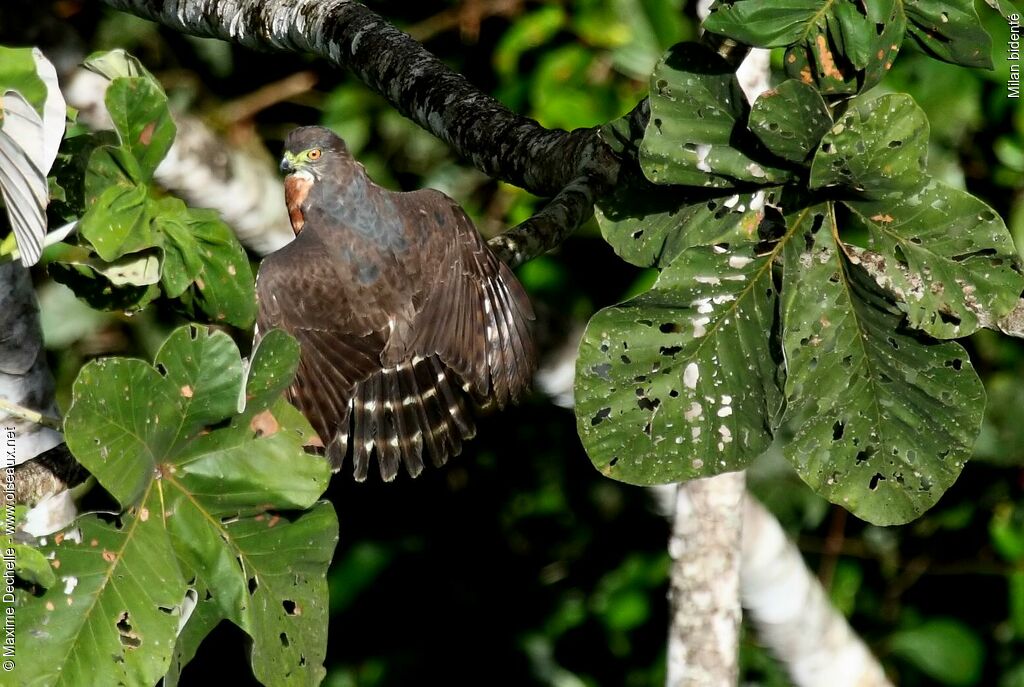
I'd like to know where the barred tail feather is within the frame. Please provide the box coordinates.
[345,355,476,482]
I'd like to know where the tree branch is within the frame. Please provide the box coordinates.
[667,473,745,685]
[98,0,616,198]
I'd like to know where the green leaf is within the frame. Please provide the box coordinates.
[15,503,188,687]
[83,48,159,83]
[704,0,905,94]
[49,258,162,314]
[640,42,791,188]
[51,324,334,684]
[63,325,322,508]
[575,243,783,484]
[154,324,245,438]
[889,618,985,686]
[79,183,154,261]
[596,158,782,268]
[749,79,832,163]
[842,179,1024,338]
[781,205,985,525]
[811,93,929,196]
[84,143,144,201]
[64,356,180,506]
[0,46,47,112]
[243,329,302,416]
[905,0,993,68]
[225,502,336,687]
[157,201,257,328]
[105,77,176,180]
[5,536,56,588]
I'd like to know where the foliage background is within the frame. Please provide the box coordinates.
[6,0,1024,684]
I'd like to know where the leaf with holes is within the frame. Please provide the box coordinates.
[780,204,985,525]
[841,179,1024,338]
[749,79,832,163]
[811,93,929,196]
[575,243,784,485]
[904,0,993,68]
[704,0,905,94]
[640,42,791,189]
[63,325,325,509]
[50,324,334,684]
[15,505,188,687]
[596,115,781,268]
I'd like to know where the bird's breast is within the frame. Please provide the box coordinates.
[284,174,314,235]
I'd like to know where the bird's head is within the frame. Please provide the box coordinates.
[280,126,352,180]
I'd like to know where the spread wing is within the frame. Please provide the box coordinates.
[256,235,389,474]
[256,188,535,483]
[399,190,536,407]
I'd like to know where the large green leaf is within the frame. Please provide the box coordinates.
[15,497,188,687]
[781,205,985,525]
[704,0,905,94]
[904,0,993,68]
[640,42,791,188]
[32,325,335,685]
[575,243,783,484]
[749,79,832,163]
[810,93,929,196]
[841,179,1024,338]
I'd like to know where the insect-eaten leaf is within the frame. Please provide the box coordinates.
[640,42,792,188]
[16,325,336,686]
[780,204,985,525]
[704,0,905,94]
[575,243,784,484]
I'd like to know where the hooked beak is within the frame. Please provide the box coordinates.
[280,154,295,174]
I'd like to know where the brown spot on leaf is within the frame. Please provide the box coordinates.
[90,539,98,547]
[800,67,813,84]
[268,514,280,528]
[196,277,206,290]
[871,214,894,223]
[227,264,236,276]
[102,550,117,564]
[305,433,325,448]
[250,409,280,437]
[46,601,55,611]
[180,385,194,399]
[139,507,150,522]
[51,559,61,569]
[139,121,156,146]
[816,35,842,80]
[55,533,64,545]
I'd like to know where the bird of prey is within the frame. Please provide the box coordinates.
[255,126,535,482]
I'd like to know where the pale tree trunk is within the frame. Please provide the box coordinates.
[667,472,746,686]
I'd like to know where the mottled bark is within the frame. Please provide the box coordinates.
[98,0,616,198]
[667,473,745,686]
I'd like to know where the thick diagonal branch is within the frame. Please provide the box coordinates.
[99,0,616,199]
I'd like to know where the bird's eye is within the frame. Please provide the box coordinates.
[308,148,322,160]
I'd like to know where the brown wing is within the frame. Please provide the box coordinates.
[398,190,536,407]
[257,189,534,482]
[256,234,390,474]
